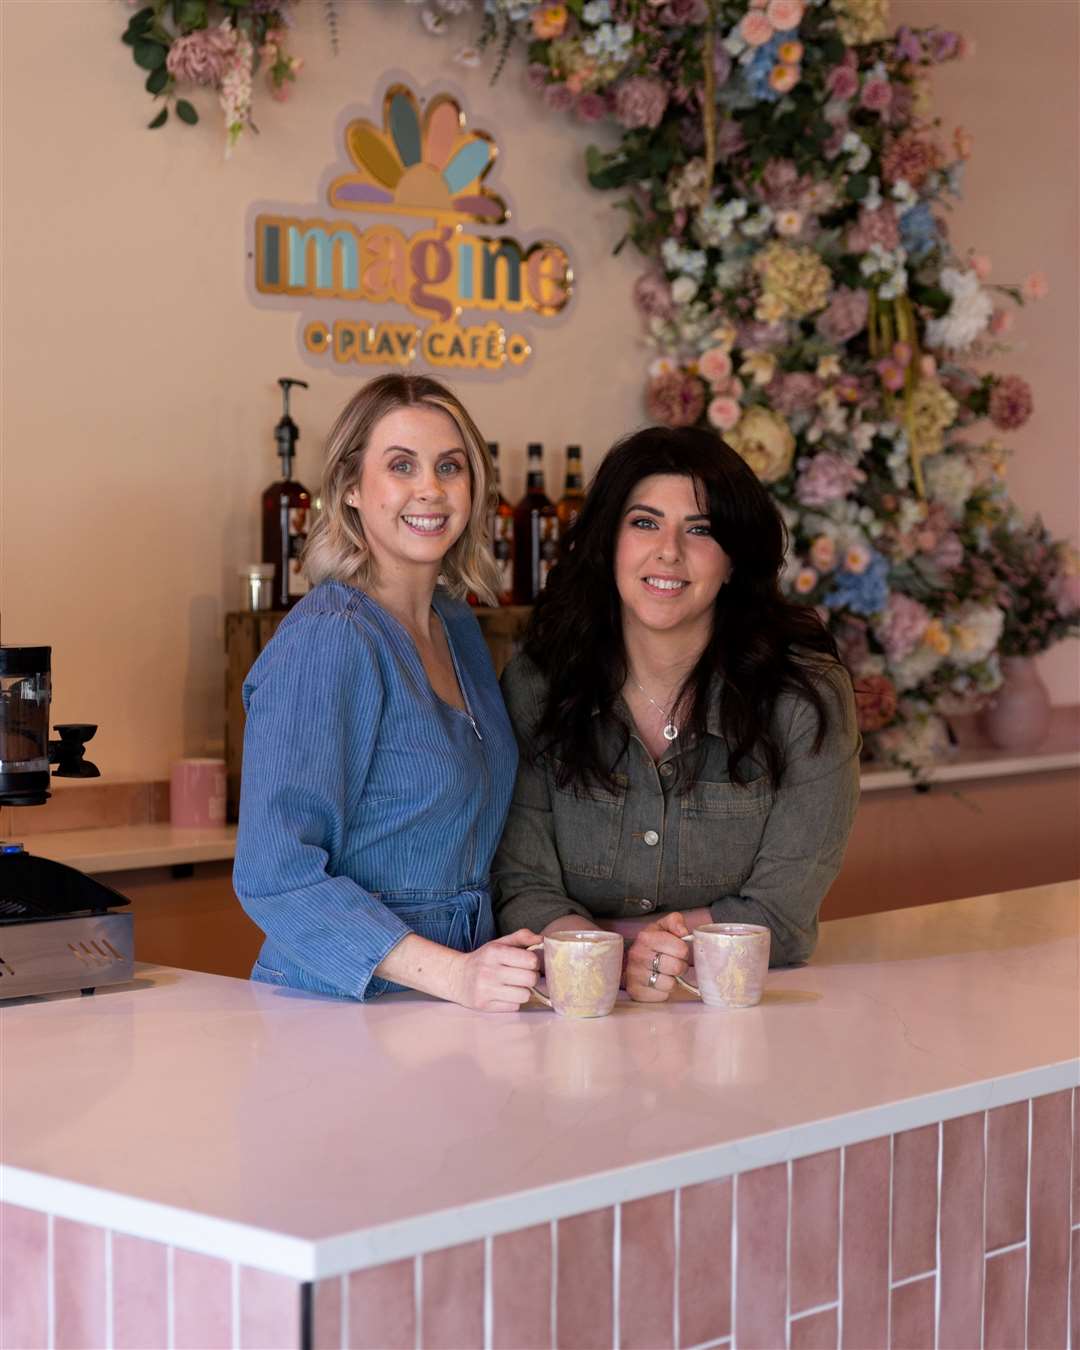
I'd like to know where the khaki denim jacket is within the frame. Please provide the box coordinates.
[491,654,861,966]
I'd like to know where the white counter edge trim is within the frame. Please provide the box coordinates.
[4,1057,1075,1282]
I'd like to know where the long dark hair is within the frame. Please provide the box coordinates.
[524,425,844,792]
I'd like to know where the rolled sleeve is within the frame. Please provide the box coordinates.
[233,615,411,999]
[491,657,593,934]
[708,667,861,965]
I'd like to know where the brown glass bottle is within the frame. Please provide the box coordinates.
[487,442,515,606]
[512,443,559,604]
[557,444,586,536]
[261,378,311,609]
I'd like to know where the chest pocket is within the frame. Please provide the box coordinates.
[678,777,774,889]
[550,765,627,880]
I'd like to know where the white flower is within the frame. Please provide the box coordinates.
[454,45,482,66]
[741,208,774,238]
[923,453,975,518]
[693,207,734,248]
[948,603,1005,668]
[891,179,918,214]
[661,239,707,281]
[582,0,611,21]
[891,643,946,691]
[923,267,993,353]
[671,275,699,304]
[775,209,804,237]
[842,132,871,172]
[862,176,882,211]
[421,6,447,33]
[714,259,748,289]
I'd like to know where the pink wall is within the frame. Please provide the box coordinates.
[1,2,1076,779]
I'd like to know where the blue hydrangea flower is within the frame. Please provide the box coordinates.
[824,551,890,616]
[745,36,784,103]
[899,202,939,260]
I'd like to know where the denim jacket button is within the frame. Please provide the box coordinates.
[643,829,660,846]
[659,763,674,777]
[636,898,653,911]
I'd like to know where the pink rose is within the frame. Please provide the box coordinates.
[988,309,1013,338]
[633,271,673,321]
[876,359,906,393]
[816,287,869,344]
[707,396,742,431]
[810,535,837,571]
[765,0,803,31]
[859,79,893,113]
[544,83,575,112]
[876,592,930,663]
[613,76,669,130]
[768,371,820,415]
[970,253,992,281]
[795,453,866,508]
[740,11,775,46]
[575,92,607,123]
[698,347,733,386]
[988,375,1034,431]
[647,373,706,428]
[166,25,235,86]
[826,65,859,101]
[847,204,900,254]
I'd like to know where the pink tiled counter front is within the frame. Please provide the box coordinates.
[2,883,1077,1350]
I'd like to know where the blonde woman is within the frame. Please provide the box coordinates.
[234,374,541,1009]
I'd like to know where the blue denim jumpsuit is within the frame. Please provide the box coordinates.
[233,580,517,999]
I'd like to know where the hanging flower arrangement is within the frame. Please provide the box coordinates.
[447,0,1076,775]
[120,0,304,151]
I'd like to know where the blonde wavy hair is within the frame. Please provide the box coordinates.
[303,373,500,605]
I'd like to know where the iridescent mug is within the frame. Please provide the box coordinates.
[675,923,771,1009]
[527,931,623,1018]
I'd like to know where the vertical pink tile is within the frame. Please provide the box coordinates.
[939,1112,985,1350]
[1070,1229,1079,1350]
[986,1100,1028,1250]
[1028,1090,1070,1349]
[312,1276,343,1350]
[492,1224,551,1350]
[735,1163,787,1350]
[239,1266,300,1349]
[347,1259,414,1350]
[619,1193,674,1350]
[678,1178,731,1349]
[790,1307,837,1350]
[790,1150,840,1315]
[891,1126,938,1281]
[112,1232,167,1350]
[0,1203,48,1350]
[422,1241,483,1350]
[556,1207,613,1350]
[983,1248,1025,1350]
[890,1276,935,1350]
[173,1247,233,1350]
[1072,1087,1079,1225]
[841,1137,889,1350]
[53,1217,106,1350]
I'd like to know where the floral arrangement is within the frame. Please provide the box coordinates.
[421,0,1074,774]
[979,520,1080,660]
[121,0,304,150]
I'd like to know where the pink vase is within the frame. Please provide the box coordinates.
[978,656,1052,752]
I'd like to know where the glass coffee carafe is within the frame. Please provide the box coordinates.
[0,647,52,806]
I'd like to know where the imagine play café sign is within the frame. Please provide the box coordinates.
[247,78,575,375]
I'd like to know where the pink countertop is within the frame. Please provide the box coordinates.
[1,883,1077,1280]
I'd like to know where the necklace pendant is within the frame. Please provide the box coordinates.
[663,723,678,742]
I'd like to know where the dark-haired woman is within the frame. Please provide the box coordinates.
[491,426,860,1002]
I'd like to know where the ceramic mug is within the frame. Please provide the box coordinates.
[170,757,226,829]
[527,931,623,1018]
[675,923,771,1009]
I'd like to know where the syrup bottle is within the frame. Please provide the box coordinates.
[557,444,586,535]
[513,443,558,604]
[488,442,515,606]
[261,378,311,610]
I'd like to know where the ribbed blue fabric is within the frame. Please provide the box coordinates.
[233,579,517,1000]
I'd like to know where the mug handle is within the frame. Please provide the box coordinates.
[526,942,552,1007]
[673,934,701,998]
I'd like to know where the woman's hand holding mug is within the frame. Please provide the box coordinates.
[625,912,692,1002]
[450,930,542,1012]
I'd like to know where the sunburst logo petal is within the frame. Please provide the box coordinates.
[330,86,508,224]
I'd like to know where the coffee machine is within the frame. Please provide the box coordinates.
[0,646,134,999]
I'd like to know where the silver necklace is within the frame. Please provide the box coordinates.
[631,677,679,741]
